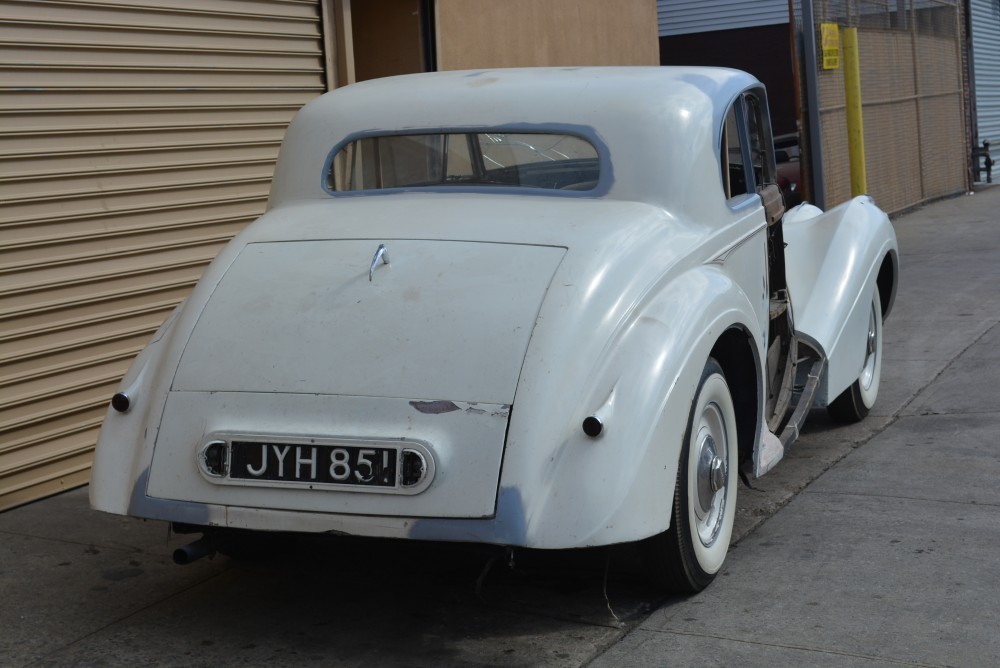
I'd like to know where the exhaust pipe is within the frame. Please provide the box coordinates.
[173,536,215,565]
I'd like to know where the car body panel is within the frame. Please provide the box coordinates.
[146,392,508,518]
[90,66,896,553]
[172,239,565,402]
[784,198,898,403]
[268,67,754,217]
[92,193,769,547]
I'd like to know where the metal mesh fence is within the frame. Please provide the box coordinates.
[803,0,967,212]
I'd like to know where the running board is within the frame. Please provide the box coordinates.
[751,353,826,478]
[778,354,826,450]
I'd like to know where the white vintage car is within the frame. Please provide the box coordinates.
[90,67,898,592]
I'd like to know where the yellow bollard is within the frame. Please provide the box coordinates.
[843,27,867,197]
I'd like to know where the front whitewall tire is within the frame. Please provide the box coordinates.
[829,286,883,422]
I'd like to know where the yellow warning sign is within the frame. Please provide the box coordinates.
[821,23,841,70]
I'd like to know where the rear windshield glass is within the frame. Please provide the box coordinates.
[326,132,599,192]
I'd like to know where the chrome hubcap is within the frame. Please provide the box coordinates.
[694,405,729,547]
[710,455,725,492]
[860,301,878,390]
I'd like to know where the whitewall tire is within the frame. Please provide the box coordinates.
[828,286,883,423]
[642,357,738,592]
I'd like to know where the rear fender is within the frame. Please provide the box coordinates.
[487,265,764,548]
[89,303,184,516]
[90,225,255,520]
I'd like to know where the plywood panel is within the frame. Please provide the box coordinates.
[817,23,966,212]
[435,0,658,69]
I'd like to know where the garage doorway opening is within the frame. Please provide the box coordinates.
[336,0,436,85]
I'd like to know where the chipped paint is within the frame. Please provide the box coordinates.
[409,400,461,414]
[409,486,527,543]
[408,400,510,419]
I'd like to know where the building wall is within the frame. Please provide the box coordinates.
[0,0,329,510]
[435,0,659,69]
[351,0,426,82]
[970,0,1000,157]
[659,23,798,136]
[813,1,968,212]
[657,0,969,212]
[1,0,660,510]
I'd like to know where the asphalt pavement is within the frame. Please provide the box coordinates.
[595,185,1000,667]
[1,186,998,667]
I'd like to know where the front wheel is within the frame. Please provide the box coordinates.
[641,357,739,593]
[828,286,883,423]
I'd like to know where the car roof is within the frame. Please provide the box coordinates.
[269,67,762,213]
[319,66,755,127]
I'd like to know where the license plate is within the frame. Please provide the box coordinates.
[229,440,398,487]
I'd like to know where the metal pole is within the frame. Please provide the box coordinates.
[800,0,826,209]
[843,27,867,197]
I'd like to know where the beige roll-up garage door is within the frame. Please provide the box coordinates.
[0,0,329,510]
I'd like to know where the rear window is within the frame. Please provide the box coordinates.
[326,132,600,192]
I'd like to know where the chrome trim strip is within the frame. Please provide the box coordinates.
[711,222,766,264]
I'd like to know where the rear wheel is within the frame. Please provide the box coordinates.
[641,357,738,592]
[828,286,883,423]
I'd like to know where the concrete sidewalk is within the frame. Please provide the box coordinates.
[593,186,1000,667]
[1,188,998,667]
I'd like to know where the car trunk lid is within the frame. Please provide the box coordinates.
[172,239,566,404]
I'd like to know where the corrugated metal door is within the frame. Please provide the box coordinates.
[971,0,1000,152]
[0,0,328,510]
[657,0,788,36]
